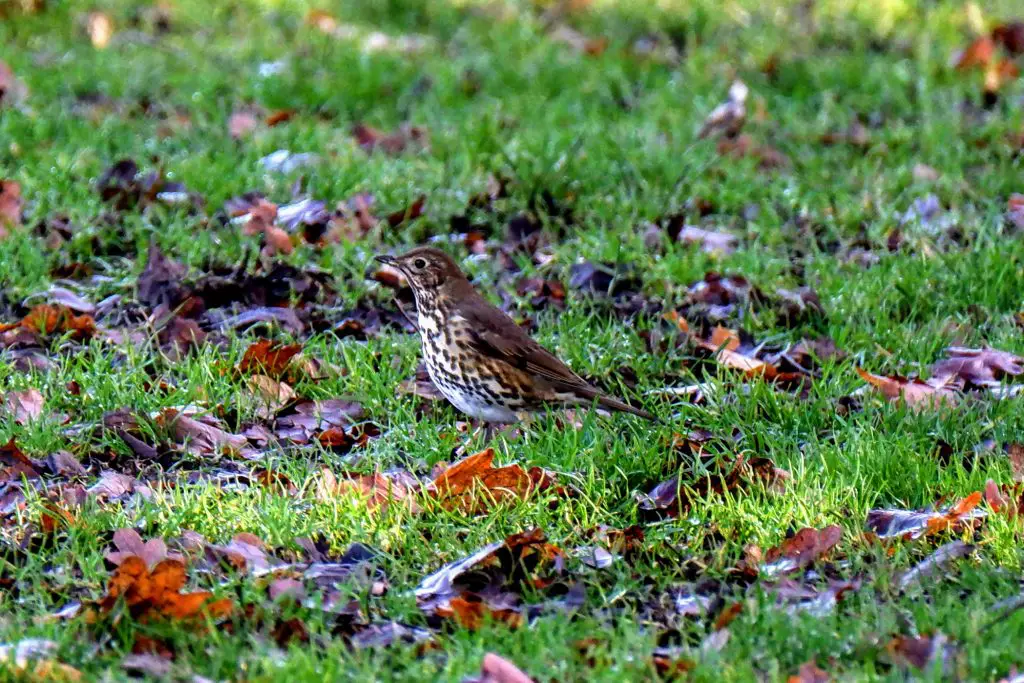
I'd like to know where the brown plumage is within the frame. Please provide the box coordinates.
[376,246,654,423]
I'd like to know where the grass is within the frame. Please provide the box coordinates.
[2,0,1024,680]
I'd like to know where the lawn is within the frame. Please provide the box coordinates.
[2,0,1024,680]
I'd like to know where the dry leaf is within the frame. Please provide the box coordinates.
[228,110,260,139]
[430,448,561,514]
[3,388,44,424]
[99,556,232,622]
[0,179,23,234]
[867,492,986,540]
[856,367,959,410]
[237,339,303,378]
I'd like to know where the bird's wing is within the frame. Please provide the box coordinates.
[457,298,598,397]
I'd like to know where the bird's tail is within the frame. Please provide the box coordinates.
[597,394,659,422]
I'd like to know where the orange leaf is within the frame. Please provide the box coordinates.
[954,36,995,70]
[238,339,303,378]
[856,367,957,410]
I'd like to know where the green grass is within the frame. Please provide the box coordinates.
[3,0,1024,680]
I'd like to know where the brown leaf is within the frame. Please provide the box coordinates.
[0,640,83,682]
[386,195,426,227]
[474,653,535,683]
[953,36,995,70]
[99,556,232,622]
[787,662,831,683]
[105,529,184,568]
[885,633,957,673]
[985,58,1021,93]
[228,110,260,139]
[866,491,986,540]
[930,346,1023,387]
[316,468,418,513]
[549,24,609,56]
[265,109,296,126]
[0,304,96,340]
[674,225,737,254]
[3,388,44,424]
[856,367,959,411]
[262,224,294,256]
[0,438,40,483]
[237,339,303,379]
[0,179,23,234]
[993,22,1024,56]
[762,525,842,576]
[1008,443,1024,482]
[415,528,564,613]
[430,448,562,514]
[156,409,249,456]
[0,61,30,109]
[436,594,524,631]
[898,541,973,590]
[352,122,428,155]
[1009,194,1024,231]
[137,242,189,311]
[639,454,785,519]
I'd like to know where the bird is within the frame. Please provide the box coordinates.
[375,246,655,424]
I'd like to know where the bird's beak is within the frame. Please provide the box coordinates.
[375,254,397,267]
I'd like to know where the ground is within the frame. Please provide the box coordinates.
[2,0,1024,680]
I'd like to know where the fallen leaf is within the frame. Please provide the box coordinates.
[136,242,189,311]
[885,633,958,674]
[98,556,233,622]
[265,109,295,126]
[415,529,564,618]
[930,346,1023,387]
[436,594,524,630]
[0,639,82,682]
[0,61,29,109]
[762,526,842,576]
[105,529,184,568]
[228,109,260,139]
[429,448,563,514]
[913,163,940,182]
[856,367,959,410]
[788,662,831,683]
[673,224,737,254]
[766,579,860,617]
[3,388,44,424]
[0,179,22,234]
[203,533,277,574]
[156,409,250,456]
[237,339,303,379]
[0,439,40,484]
[898,541,973,590]
[351,122,428,155]
[466,653,535,683]
[259,149,320,174]
[316,468,418,512]
[639,454,786,519]
[993,22,1024,56]
[1009,194,1024,231]
[549,24,608,56]
[984,58,1020,94]
[953,35,995,70]
[866,492,986,540]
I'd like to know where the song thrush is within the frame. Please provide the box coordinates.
[376,247,655,423]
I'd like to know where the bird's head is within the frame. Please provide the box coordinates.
[376,247,467,294]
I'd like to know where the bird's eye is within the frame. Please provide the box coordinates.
[413,258,427,270]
